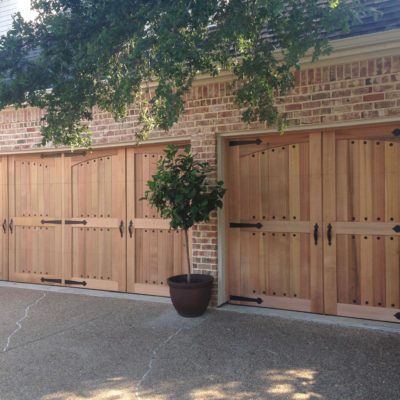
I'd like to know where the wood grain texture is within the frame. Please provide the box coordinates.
[126,146,189,295]
[226,133,317,313]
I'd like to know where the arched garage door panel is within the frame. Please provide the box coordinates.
[63,149,126,291]
[8,155,63,284]
[226,133,323,313]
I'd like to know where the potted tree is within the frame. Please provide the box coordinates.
[143,145,225,317]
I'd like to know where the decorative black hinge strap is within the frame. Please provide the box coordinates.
[41,219,62,224]
[65,280,87,286]
[229,138,262,147]
[41,277,62,284]
[230,222,262,229]
[65,220,87,225]
[230,295,263,304]
[394,312,400,320]
[392,225,400,233]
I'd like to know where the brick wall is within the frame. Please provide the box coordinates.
[1,53,400,300]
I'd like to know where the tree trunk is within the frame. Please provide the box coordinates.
[184,229,191,283]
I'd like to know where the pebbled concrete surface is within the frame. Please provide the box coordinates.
[0,286,399,400]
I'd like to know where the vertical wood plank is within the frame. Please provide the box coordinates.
[111,149,126,290]
[0,157,8,280]
[359,140,373,223]
[299,143,310,221]
[227,145,241,297]
[373,236,386,307]
[322,131,337,315]
[126,148,136,292]
[309,132,323,313]
[289,144,301,298]
[385,236,399,308]
[349,140,360,222]
[360,235,374,306]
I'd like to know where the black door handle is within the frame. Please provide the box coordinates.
[8,219,13,234]
[128,220,133,238]
[119,220,124,238]
[313,223,319,245]
[2,219,7,234]
[327,223,333,246]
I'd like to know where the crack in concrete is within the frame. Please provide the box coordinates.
[3,293,46,353]
[135,327,183,400]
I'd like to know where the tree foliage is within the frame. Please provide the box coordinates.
[143,145,225,279]
[143,145,225,232]
[0,0,368,146]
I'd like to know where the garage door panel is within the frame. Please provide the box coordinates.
[13,225,61,278]
[326,135,400,322]
[227,134,319,313]
[0,157,8,280]
[127,146,189,296]
[70,227,114,281]
[8,155,63,284]
[64,149,126,291]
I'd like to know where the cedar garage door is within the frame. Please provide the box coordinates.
[3,145,187,295]
[225,127,400,323]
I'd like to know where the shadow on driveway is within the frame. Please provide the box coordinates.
[0,286,399,400]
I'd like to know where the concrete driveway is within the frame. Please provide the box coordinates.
[0,285,399,400]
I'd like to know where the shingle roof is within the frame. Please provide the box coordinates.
[329,0,400,40]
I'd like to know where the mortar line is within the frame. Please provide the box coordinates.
[3,292,46,352]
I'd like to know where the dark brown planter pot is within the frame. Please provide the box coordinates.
[167,274,214,317]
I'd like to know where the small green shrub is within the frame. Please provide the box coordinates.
[143,145,225,282]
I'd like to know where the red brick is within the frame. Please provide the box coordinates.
[285,103,302,111]
[363,93,384,102]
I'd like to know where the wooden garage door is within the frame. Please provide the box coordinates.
[323,130,400,323]
[126,147,188,296]
[8,155,63,284]
[226,128,400,322]
[226,133,323,313]
[6,145,188,295]
[0,156,8,280]
[63,149,126,291]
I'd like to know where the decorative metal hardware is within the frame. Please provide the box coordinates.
[2,219,7,234]
[8,219,13,234]
[41,219,62,225]
[119,220,124,237]
[229,138,262,147]
[327,223,333,246]
[128,220,133,238]
[230,295,263,304]
[230,222,263,229]
[392,128,400,137]
[394,312,400,320]
[313,223,319,245]
[64,151,87,157]
[41,277,62,284]
[65,279,87,286]
[40,153,62,158]
[393,225,400,233]
[65,220,87,225]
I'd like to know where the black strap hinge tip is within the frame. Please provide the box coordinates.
[230,222,262,229]
[230,295,263,304]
